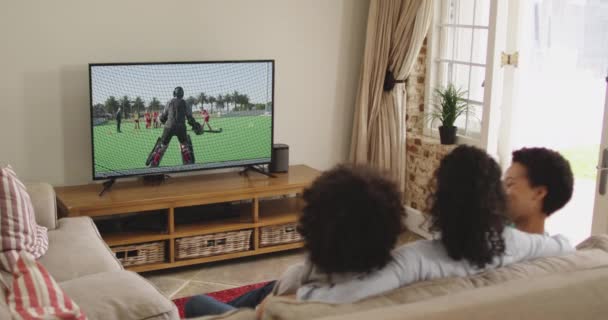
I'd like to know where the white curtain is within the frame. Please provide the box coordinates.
[350,0,433,191]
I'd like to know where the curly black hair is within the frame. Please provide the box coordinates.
[297,164,405,275]
[428,145,507,269]
[512,147,574,216]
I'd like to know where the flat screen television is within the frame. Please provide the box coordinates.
[89,60,274,180]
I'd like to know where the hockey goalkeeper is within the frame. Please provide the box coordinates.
[146,86,203,167]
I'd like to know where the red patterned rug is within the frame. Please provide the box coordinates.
[172,281,269,319]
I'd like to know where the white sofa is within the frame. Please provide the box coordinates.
[0,183,180,320]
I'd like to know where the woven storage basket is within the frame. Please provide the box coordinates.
[260,223,303,247]
[112,241,166,267]
[176,229,253,260]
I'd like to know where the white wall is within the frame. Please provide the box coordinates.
[0,0,369,186]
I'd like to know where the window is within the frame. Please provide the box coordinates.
[426,0,493,141]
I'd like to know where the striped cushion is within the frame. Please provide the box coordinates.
[5,252,86,320]
[0,166,49,272]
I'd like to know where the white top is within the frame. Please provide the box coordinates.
[294,227,574,303]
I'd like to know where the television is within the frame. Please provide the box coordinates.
[89,60,274,180]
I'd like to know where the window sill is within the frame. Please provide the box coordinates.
[406,133,456,153]
[420,128,482,147]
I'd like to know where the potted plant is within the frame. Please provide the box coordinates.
[426,84,471,145]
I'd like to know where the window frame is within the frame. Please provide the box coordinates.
[423,0,503,149]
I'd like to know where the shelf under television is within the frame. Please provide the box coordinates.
[103,231,170,247]
[258,197,303,227]
[54,165,319,272]
[174,200,255,238]
[173,218,255,238]
[100,205,302,246]
[172,209,301,239]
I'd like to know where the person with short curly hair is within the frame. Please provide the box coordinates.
[185,164,405,317]
[295,145,574,304]
[504,147,574,234]
[296,164,405,275]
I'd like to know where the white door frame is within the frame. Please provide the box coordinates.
[592,77,608,235]
[480,0,507,157]
[495,0,521,167]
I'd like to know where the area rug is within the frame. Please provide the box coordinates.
[173,281,270,319]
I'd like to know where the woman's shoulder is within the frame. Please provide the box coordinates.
[501,226,549,242]
[501,226,574,258]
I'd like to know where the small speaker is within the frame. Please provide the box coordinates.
[270,143,289,173]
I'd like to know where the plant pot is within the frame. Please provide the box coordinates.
[438,126,457,145]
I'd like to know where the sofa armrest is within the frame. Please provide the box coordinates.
[25,182,58,230]
[60,271,180,320]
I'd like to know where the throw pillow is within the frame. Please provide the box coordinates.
[4,252,86,320]
[0,166,49,272]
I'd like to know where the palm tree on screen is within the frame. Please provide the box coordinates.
[198,92,207,110]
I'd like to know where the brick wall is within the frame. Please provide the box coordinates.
[405,41,426,136]
[405,135,455,210]
[404,41,456,211]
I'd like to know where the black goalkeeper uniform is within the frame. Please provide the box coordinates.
[159,98,198,145]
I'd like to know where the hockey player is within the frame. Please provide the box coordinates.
[201,108,214,131]
[145,111,152,129]
[116,107,122,133]
[146,87,203,167]
[134,112,140,130]
[153,111,160,128]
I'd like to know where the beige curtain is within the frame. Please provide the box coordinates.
[350,0,433,191]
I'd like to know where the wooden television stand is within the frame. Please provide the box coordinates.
[55,165,320,272]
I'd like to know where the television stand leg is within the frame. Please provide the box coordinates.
[99,178,116,197]
[240,165,276,178]
[142,174,169,185]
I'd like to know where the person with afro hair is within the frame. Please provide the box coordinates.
[185,164,405,317]
[292,145,574,304]
[504,147,574,234]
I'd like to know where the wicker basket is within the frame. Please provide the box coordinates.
[176,229,253,260]
[260,223,303,247]
[112,241,166,267]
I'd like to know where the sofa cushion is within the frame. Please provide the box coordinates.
[577,233,608,251]
[38,217,122,282]
[60,270,179,320]
[0,166,49,272]
[25,182,58,230]
[190,309,257,320]
[263,234,608,320]
[5,252,86,320]
[315,266,608,320]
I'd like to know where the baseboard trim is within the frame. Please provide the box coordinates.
[403,206,433,239]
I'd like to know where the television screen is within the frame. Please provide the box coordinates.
[89,60,274,180]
